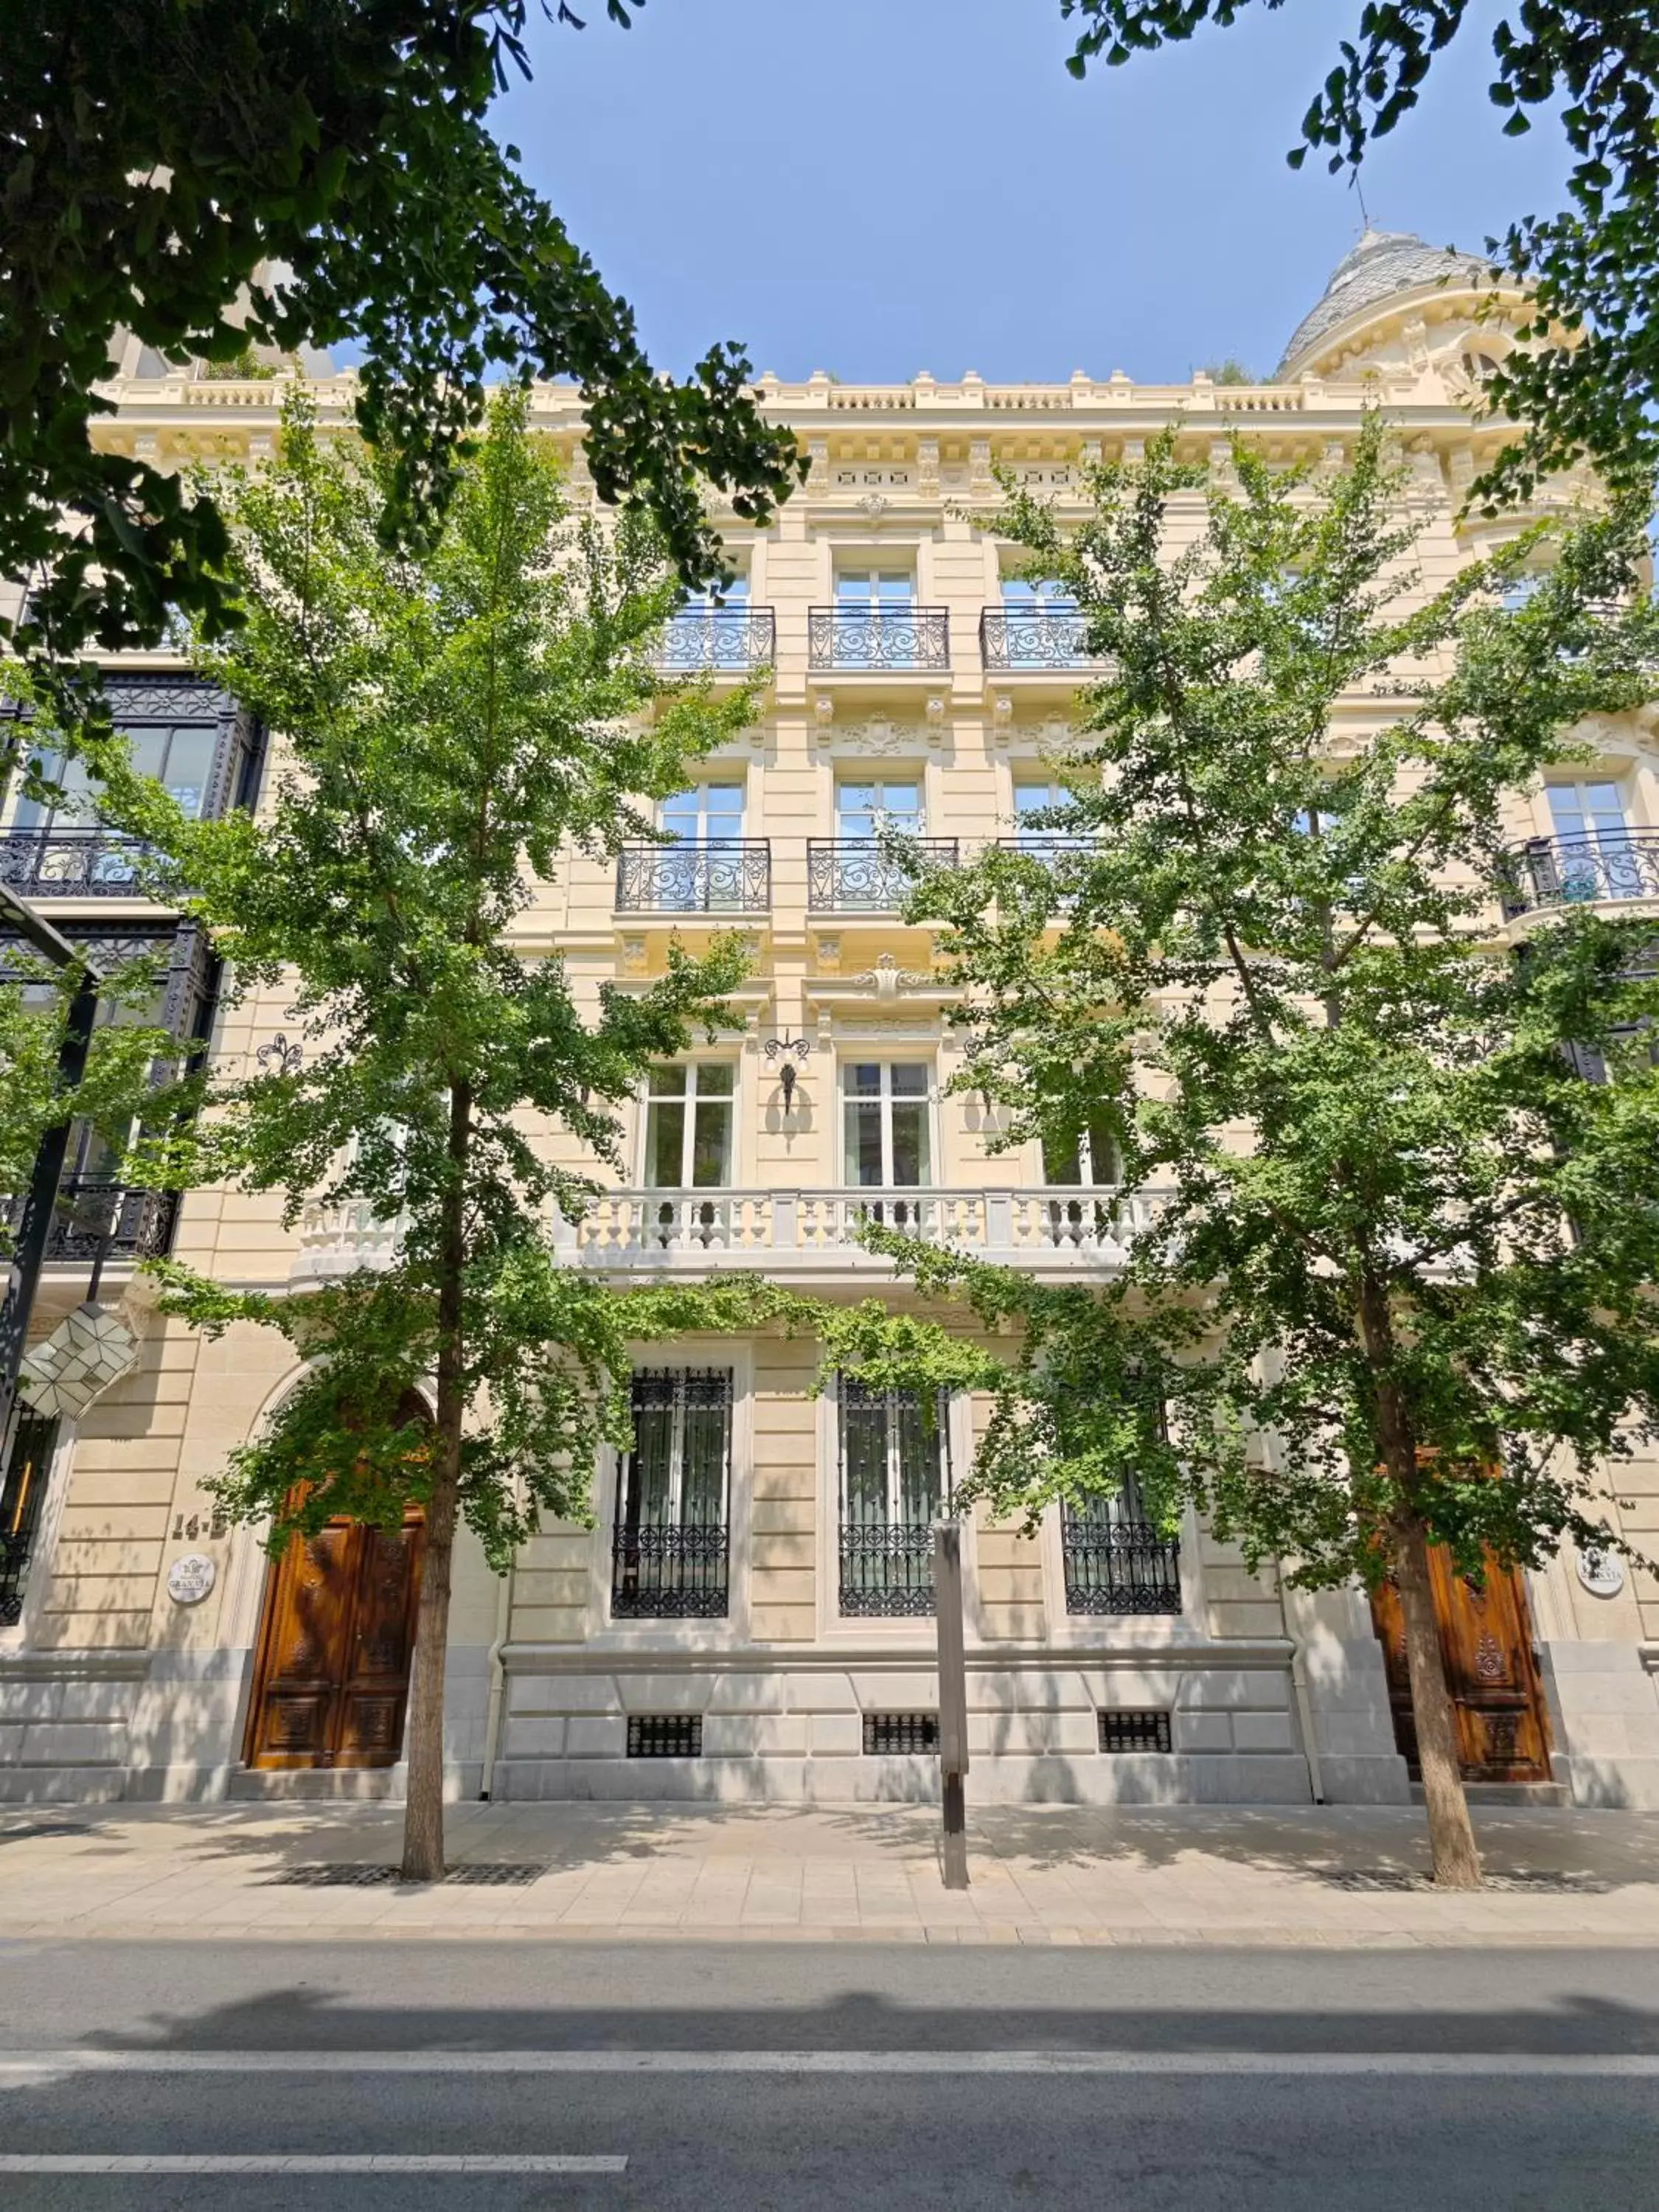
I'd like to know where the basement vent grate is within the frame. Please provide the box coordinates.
[1098,1709,1172,1754]
[269,1861,548,1889]
[627,1714,703,1759]
[863,1711,939,1756]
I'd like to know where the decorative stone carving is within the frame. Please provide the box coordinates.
[851,951,936,1001]
[821,717,928,757]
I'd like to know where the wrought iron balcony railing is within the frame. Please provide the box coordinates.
[838,1520,941,1616]
[615,840,771,913]
[653,606,776,675]
[1061,1517,1182,1615]
[995,834,1097,868]
[1500,832,1659,918]
[611,1520,730,1618]
[807,838,958,910]
[4,1178,181,1267]
[978,607,1098,671]
[807,605,950,672]
[0,831,150,898]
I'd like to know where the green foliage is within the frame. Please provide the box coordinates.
[1200,358,1257,386]
[1,1,802,693]
[865,416,1659,1590]
[92,386,785,1557]
[1059,1,1659,500]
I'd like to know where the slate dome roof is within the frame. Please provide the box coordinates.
[1276,229,1494,379]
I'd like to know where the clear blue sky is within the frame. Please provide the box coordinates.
[493,0,1569,385]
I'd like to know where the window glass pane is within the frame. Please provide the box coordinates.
[679,1391,728,1527]
[894,1391,945,1522]
[622,1399,675,1528]
[874,573,914,605]
[889,1064,928,1098]
[1015,783,1057,817]
[841,1385,890,1527]
[127,731,168,781]
[645,1100,686,1187]
[837,783,877,839]
[1043,1133,1085,1186]
[703,785,744,841]
[846,1099,885,1186]
[694,1063,734,1098]
[1084,1108,1119,1185]
[161,727,216,818]
[878,782,922,825]
[689,1097,731,1188]
[846,1062,883,1099]
[889,1100,931,1186]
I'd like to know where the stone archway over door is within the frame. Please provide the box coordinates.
[1369,1547,1553,1783]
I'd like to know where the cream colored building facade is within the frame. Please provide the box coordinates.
[4,231,1659,1810]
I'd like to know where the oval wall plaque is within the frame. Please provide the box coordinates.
[1576,1547,1627,1599]
[166,1552,217,1606]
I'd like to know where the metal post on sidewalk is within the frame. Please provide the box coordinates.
[933,1518,970,1890]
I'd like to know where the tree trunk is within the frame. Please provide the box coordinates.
[400,1081,472,1884]
[1395,1514,1482,1890]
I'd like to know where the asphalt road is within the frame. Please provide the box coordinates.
[0,1940,1655,2209]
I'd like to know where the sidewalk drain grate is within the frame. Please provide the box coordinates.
[269,1862,548,1889]
[1321,1869,1615,1894]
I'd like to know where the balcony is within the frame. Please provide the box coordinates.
[560,1186,1166,1273]
[807,605,950,672]
[1500,832,1659,918]
[614,840,771,914]
[838,1522,938,1616]
[9,1179,180,1267]
[653,606,776,676]
[807,838,957,911]
[291,1199,408,1283]
[1061,1516,1183,1615]
[978,606,1099,672]
[0,831,150,899]
[611,1522,729,1618]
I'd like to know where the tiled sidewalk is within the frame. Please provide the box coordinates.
[1,1801,1657,1947]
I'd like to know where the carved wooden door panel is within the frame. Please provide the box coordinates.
[335,1518,425,1767]
[1370,1547,1553,1782]
[244,1514,424,1770]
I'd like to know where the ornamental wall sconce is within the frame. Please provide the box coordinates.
[764,1034,813,1111]
[254,1033,303,1077]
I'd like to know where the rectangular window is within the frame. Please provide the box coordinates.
[644,1063,734,1190]
[1545,780,1644,901]
[1062,1472,1182,1615]
[843,1062,932,1190]
[0,1412,59,1629]
[835,778,925,841]
[838,1380,950,1616]
[834,568,919,669]
[611,1368,732,1619]
[837,568,916,613]
[660,781,745,846]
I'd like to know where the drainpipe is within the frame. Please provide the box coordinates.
[478,1562,514,1801]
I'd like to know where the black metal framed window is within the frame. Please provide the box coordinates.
[0,673,262,898]
[838,1378,951,1617]
[611,1368,733,1620]
[1061,1474,1182,1616]
[0,922,215,1267]
[0,1411,59,1628]
[1098,1709,1172,1753]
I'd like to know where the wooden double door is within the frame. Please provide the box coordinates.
[1369,1546,1553,1783]
[244,1512,425,1770]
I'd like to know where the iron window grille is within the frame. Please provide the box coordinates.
[653,605,776,673]
[863,1712,939,1756]
[627,1714,703,1759]
[838,1378,952,1617]
[0,1412,59,1628]
[611,1368,733,1619]
[1098,1709,1172,1753]
[1062,1492,1182,1616]
[1500,832,1659,917]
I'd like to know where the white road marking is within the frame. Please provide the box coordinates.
[0,2048,1655,2079]
[0,2154,625,2174]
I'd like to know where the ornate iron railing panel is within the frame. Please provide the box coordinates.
[611,1523,730,1618]
[0,1533,31,1628]
[615,840,771,913]
[1500,832,1659,917]
[978,608,1096,670]
[807,606,950,671]
[7,1179,181,1267]
[807,838,958,910]
[653,607,776,673]
[1061,1517,1182,1615]
[838,1522,939,1615]
[0,832,150,898]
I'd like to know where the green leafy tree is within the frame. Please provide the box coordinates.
[99,388,792,1879]
[1060,1,1659,504]
[1,1,801,698]
[869,419,1659,1885]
